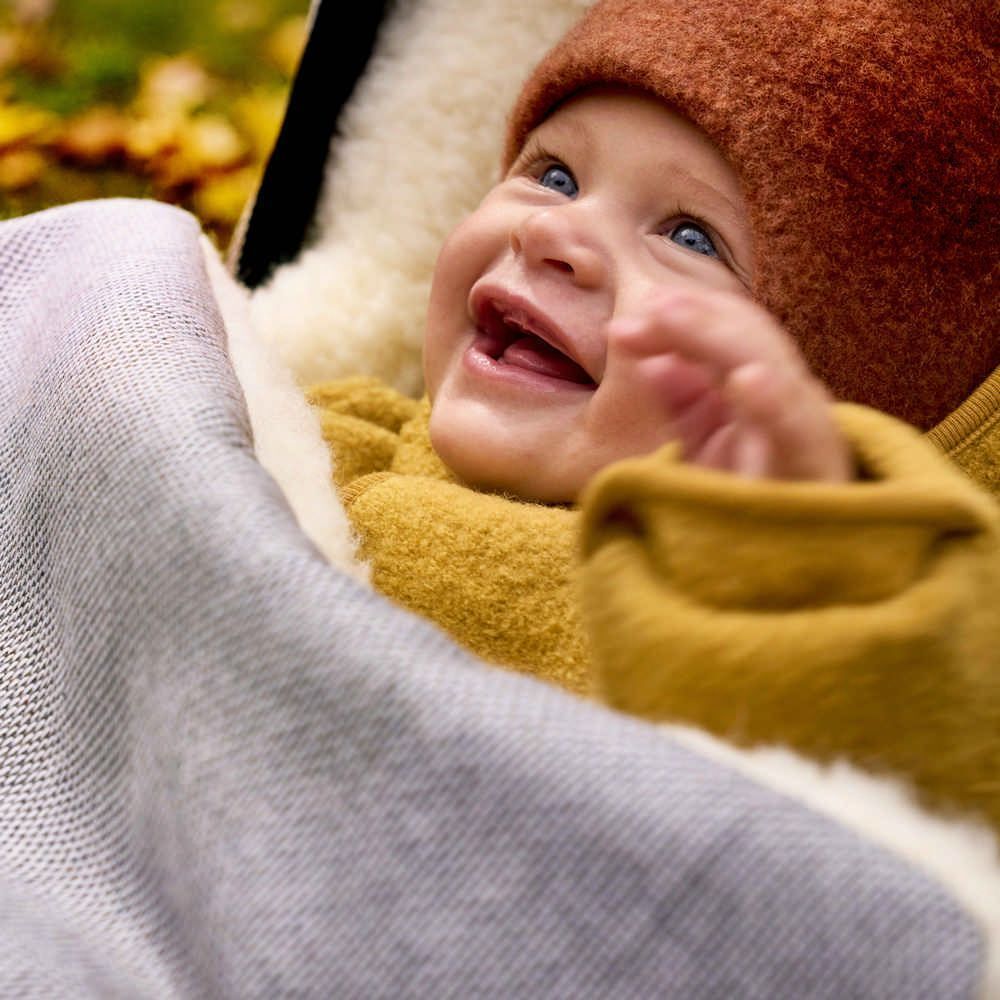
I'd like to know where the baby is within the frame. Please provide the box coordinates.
[309,0,999,832]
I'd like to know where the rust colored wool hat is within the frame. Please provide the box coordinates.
[504,0,999,432]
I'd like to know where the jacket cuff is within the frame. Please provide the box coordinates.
[579,404,995,610]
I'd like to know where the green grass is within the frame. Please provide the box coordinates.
[7,0,305,110]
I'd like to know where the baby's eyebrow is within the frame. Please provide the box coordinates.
[535,114,594,158]
[669,166,744,222]
[652,149,742,213]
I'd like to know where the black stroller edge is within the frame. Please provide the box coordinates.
[233,0,392,289]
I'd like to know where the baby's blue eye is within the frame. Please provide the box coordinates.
[539,165,578,197]
[670,222,719,258]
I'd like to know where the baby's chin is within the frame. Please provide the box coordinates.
[465,468,578,506]
[445,449,578,505]
[429,423,581,506]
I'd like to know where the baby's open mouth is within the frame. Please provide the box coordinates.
[476,301,595,386]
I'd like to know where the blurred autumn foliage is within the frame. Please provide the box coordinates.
[0,0,308,249]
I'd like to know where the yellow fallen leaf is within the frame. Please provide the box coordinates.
[215,0,268,32]
[125,114,183,164]
[233,88,286,159]
[264,15,307,78]
[0,102,57,150]
[50,107,130,166]
[152,115,249,190]
[135,55,213,117]
[182,115,248,170]
[192,165,259,225]
[0,147,46,190]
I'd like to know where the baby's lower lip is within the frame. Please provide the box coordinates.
[464,336,595,392]
[470,323,596,384]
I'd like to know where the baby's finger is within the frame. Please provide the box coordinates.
[603,318,720,418]
[732,426,774,479]
[632,352,717,412]
[694,422,738,471]
[693,422,773,478]
[623,288,804,375]
[605,350,732,456]
[726,362,852,482]
[672,384,735,461]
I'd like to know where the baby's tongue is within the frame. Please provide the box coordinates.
[501,334,591,384]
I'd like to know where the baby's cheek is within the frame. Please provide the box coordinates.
[426,400,465,472]
[438,208,496,268]
[421,326,445,400]
[423,283,468,398]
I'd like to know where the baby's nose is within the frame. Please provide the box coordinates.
[510,206,607,288]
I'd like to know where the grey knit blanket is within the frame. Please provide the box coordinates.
[0,199,984,997]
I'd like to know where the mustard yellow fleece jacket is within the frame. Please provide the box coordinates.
[308,375,1000,833]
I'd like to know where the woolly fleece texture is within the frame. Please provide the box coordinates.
[203,238,367,580]
[308,377,590,694]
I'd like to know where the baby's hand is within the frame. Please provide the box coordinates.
[605,288,853,482]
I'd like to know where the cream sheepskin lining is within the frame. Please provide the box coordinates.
[203,236,368,580]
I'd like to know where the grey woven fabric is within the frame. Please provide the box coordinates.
[0,199,984,998]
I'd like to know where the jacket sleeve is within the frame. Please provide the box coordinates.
[578,403,1000,831]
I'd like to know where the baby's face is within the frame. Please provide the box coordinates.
[424,88,753,503]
